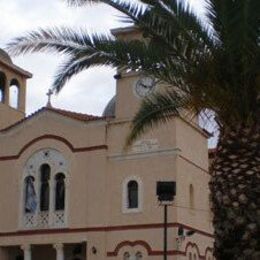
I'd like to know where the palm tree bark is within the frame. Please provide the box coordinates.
[210,122,260,260]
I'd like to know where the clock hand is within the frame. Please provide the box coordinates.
[140,83,152,89]
[140,83,148,88]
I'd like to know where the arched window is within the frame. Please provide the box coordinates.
[189,184,194,209]
[9,79,20,109]
[128,180,138,209]
[122,177,143,213]
[123,252,130,260]
[23,149,68,229]
[135,252,143,259]
[40,164,50,211]
[0,72,6,103]
[55,173,66,211]
[24,176,37,213]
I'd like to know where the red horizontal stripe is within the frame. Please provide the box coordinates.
[0,222,214,238]
[0,135,108,161]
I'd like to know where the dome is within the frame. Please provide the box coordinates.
[102,96,116,117]
[0,48,12,64]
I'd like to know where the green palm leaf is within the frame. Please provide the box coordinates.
[126,90,192,146]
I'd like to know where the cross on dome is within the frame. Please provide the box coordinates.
[46,89,54,107]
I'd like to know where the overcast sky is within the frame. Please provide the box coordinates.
[0,0,215,145]
[0,0,207,114]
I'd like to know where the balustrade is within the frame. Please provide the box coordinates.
[24,211,65,229]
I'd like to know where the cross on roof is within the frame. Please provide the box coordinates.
[46,89,54,107]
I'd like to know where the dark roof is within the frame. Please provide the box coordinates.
[102,96,116,117]
[0,106,106,132]
[48,106,103,121]
[0,49,32,78]
[111,26,138,36]
[0,49,12,64]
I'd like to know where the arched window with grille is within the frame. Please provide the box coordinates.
[24,176,37,213]
[0,72,6,103]
[128,180,138,209]
[22,149,68,229]
[55,173,66,211]
[40,164,50,211]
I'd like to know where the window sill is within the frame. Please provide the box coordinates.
[122,208,142,214]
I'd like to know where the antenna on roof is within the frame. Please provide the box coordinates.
[46,89,54,107]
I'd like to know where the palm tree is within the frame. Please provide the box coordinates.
[7,0,260,259]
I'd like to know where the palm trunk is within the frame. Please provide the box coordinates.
[210,123,260,260]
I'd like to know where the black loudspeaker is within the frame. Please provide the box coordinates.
[156,181,176,202]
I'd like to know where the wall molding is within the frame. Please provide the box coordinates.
[185,242,214,260]
[0,135,107,161]
[0,222,214,238]
[107,240,213,258]
[108,147,180,161]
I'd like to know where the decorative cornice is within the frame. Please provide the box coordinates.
[0,135,107,161]
[0,59,32,78]
[106,240,185,257]
[111,26,138,36]
[107,240,213,258]
[108,147,180,161]
[185,242,214,260]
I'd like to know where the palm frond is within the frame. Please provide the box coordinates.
[125,90,192,146]
[140,0,215,48]
[51,37,172,92]
[67,0,146,24]
[206,0,260,56]
[6,27,115,57]
[6,0,259,132]
[67,0,215,52]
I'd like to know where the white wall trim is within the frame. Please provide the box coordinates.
[109,147,181,161]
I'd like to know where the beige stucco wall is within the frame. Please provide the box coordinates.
[0,41,214,259]
[0,101,25,130]
[0,111,214,259]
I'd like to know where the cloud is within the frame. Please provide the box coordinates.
[0,0,207,116]
[0,0,122,115]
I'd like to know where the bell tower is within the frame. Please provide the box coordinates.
[0,49,32,130]
[109,27,150,120]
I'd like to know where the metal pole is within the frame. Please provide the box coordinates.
[164,204,168,260]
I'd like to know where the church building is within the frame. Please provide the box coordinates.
[0,27,214,260]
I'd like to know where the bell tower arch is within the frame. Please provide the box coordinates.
[0,48,32,130]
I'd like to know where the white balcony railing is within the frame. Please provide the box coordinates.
[24,211,65,229]
[53,210,65,228]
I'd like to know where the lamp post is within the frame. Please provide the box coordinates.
[157,181,176,260]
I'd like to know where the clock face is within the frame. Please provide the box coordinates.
[134,76,156,98]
